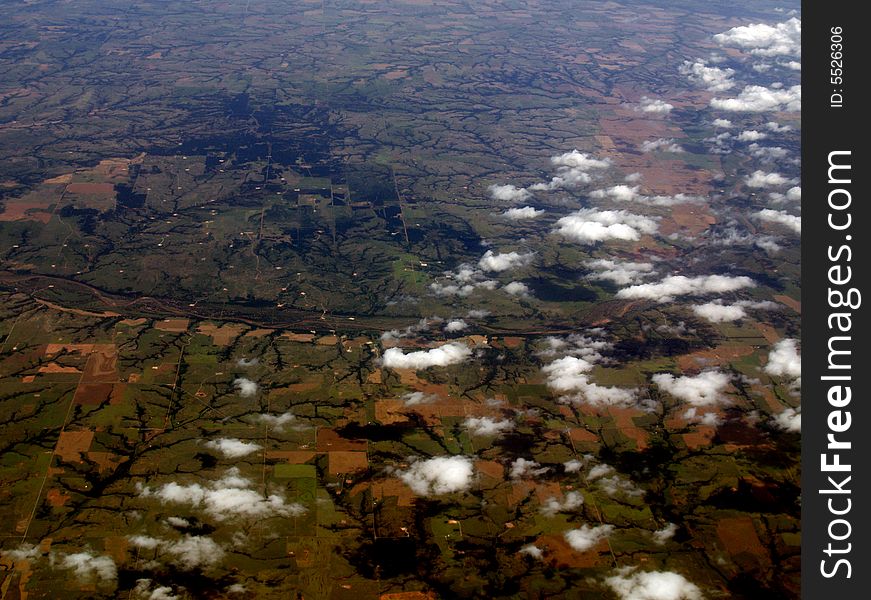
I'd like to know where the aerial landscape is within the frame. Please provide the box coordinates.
[0,0,801,598]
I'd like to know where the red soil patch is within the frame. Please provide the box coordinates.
[282,332,316,342]
[774,294,801,313]
[475,459,504,481]
[82,344,117,382]
[46,488,71,507]
[54,430,94,463]
[86,451,127,474]
[717,516,770,568]
[375,399,410,425]
[37,364,81,374]
[677,344,754,372]
[328,451,369,474]
[65,182,115,196]
[535,533,612,568]
[607,407,649,450]
[266,450,317,463]
[317,429,367,452]
[754,323,780,345]
[197,322,246,346]
[682,425,717,449]
[154,319,190,332]
[568,428,599,444]
[73,382,116,405]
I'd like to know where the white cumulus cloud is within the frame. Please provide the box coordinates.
[233,377,258,397]
[129,535,226,570]
[714,17,801,57]
[617,274,754,302]
[478,249,534,272]
[754,209,800,233]
[587,259,655,285]
[463,416,514,437]
[554,209,658,244]
[488,184,531,202]
[640,138,684,153]
[540,491,584,516]
[503,281,531,297]
[204,438,262,459]
[399,456,475,495]
[564,524,615,551]
[773,406,801,432]
[765,338,801,382]
[636,97,674,114]
[381,342,472,370]
[58,551,117,583]
[138,468,306,522]
[711,84,801,112]
[653,370,731,407]
[680,60,735,92]
[745,170,797,187]
[605,567,703,600]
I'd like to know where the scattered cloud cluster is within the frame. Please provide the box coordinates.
[769,186,801,203]
[714,17,801,58]
[463,416,514,437]
[128,534,226,570]
[246,412,296,432]
[604,567,703,600]
[754,209,800,233]
[530,150,611,191]
[591,185,702,207]
[640,138,684,153]
[540,491,584,516]
[381,316,444,342]
[652,370,731,407]
[543,355,636,408]
[133,579,179,600]
[586,259,656,285]
[58,551,117,583]
[429,248,533,297]
[554,209,658,244]
[509,457,550,479]
[204,438,262,459]
[564,524,615,551]
[399,456,475,495]
[381,342,472,370]
[617,274,754,302]
[2,546,118,585]
[138,467,306,522]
